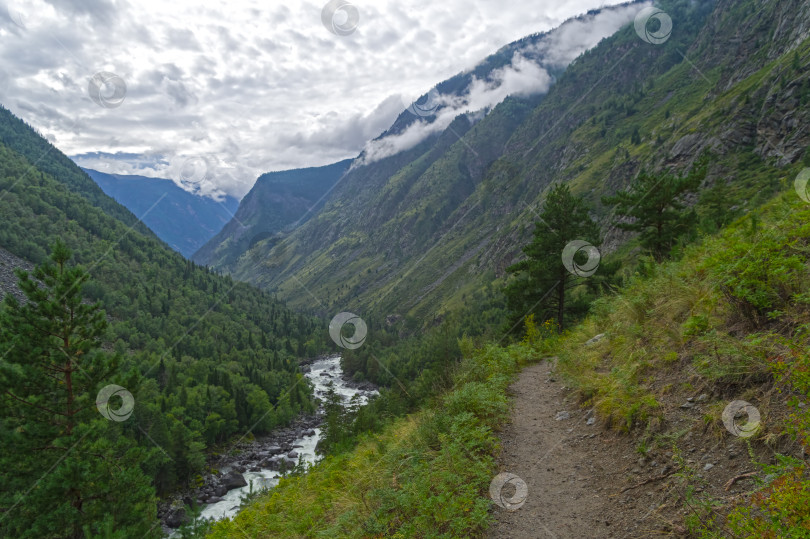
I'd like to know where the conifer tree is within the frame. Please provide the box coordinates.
[602,168,700,261]
[504,183,600,332]
[0,240,159,538]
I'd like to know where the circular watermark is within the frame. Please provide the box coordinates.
[722,400,761,438]
[794,168,810,203]
[329,311,367,349]
[321,0,359,36]
[178,156,210,188]
[88,71,127,109]
[562,240,601,277]
[406,88,441,118]
[634,6,673,45]
[6,0,26,29]
[490,472,528,511]
[96,384,135,422]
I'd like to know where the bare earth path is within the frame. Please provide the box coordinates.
[488,361,681,538]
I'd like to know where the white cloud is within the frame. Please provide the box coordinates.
[0,0,634,198]
[357,4,642,165]
[357,53,554,165]
[529,2,650,67]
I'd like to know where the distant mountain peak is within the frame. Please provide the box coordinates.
[82,168,239,258]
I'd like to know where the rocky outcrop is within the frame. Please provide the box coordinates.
[0,247,33,304]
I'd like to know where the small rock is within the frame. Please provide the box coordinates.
[555,411,570,421]
[703,463,714,471]
[165,508,189,528]
[680,402,695,409]
[585,333,606,346]
[586,417,596,426]
[696,393,709,402]
[287,450,299,459]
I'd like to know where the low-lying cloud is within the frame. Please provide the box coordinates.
[357,3,646,166]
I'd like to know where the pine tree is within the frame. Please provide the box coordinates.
[602,169,700,261]
[317,384,355,454]
[504,183,600,332]
[0,240,160,538]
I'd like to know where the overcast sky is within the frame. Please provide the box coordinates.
[0,0,631,198]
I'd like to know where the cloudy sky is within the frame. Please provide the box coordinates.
[0,0,632,198]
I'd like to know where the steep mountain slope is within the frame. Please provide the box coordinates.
[83,168,239,258]
[213,0,810,325]
[0,107,149,234]
[0,104,327,534]
[193,159,351,269]
[197,2,644,299]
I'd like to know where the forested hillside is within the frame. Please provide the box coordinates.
[0,106,328,537]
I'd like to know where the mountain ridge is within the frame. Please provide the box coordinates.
[193,159,352,269]
[83,168,239,258]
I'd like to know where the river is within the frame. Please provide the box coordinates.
[196,355,377,523]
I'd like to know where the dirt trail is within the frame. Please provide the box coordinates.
[488,362,682,538]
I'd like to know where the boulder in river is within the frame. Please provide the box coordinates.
[221,470,248,490]
[165,507,189,528]
[287,450,298,459]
